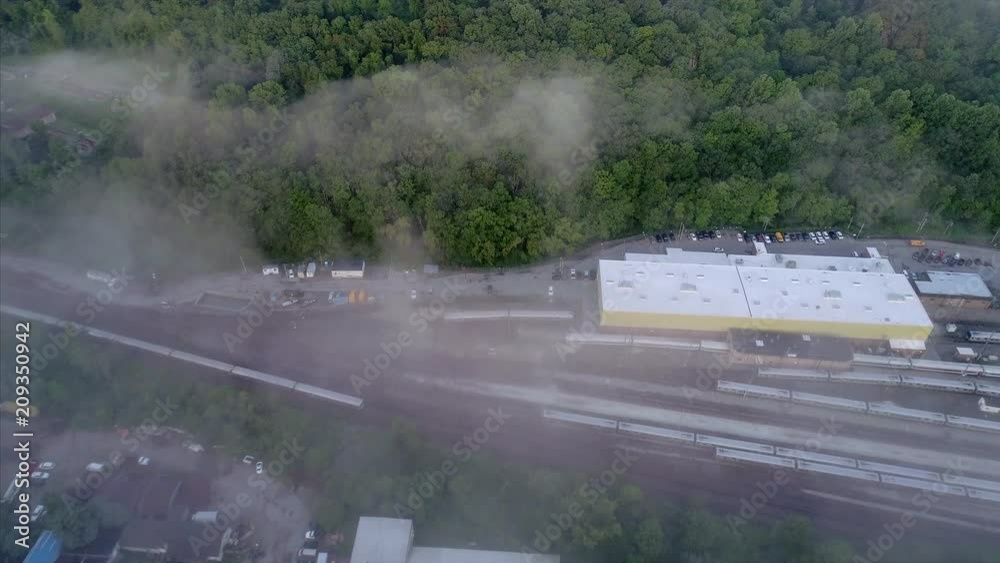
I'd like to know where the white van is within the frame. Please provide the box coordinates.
[262,265,280,276]
[306,262,316,278]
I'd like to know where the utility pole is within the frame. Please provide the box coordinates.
[991,228,999,245]
[943,221,954,236]
[916,212,929,233]
[846,215,854,232]
[239,255,248,275]
[856,222,866,239]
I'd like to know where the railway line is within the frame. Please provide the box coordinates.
[718,380,1000,433]
[543,408,1000,506]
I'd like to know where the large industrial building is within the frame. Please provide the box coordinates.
[599,249,934,342]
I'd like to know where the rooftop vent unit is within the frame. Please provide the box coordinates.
[680,282,697,293]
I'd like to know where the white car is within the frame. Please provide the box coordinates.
[548,286,554,297]
[764,235,772,244]
[736,233,744,242]
[30,471,49,482]
[31,505,46,522]
[255,461,264,475]
[138,456,151,466]
[410,289,417,300]
[38,462,55,471]
[689,233,697,241]
[836,231,844,238]
[242,455,255,465]
[262,264,280,276]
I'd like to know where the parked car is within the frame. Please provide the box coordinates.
[570,268,577,280]
[255,461,264,475]
[38,462,55,471]
[262,264,280,276]
[31,505,46,522]
[301,298,317,307]
[242,455,255,464]
[30,472,49,482]
[713,247,724,253]
[138,456,151,466]
[668,232,675,241]
[736,232,744,242]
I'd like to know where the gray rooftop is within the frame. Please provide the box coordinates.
[913,271,992,299]
[351,518,413,563]
[409,547,559,563]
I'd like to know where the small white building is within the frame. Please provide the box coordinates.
[330,259,365,279]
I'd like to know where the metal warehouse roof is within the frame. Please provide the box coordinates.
[912,271,992,299]
[600,260,751,318]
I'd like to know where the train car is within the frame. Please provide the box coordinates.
[443,310,508,321]
[945,415,1000,433]
[899,375,977,394]
[829,372,902,386]
[775,448,857,468]
[790,391,868,413]
[966,488,1000,503]
[852,354,913,369]
[756,367,830,382]
[294,383,364,409]
[112,335,174,356]
[631,336,701,350]
[85,328,118,341]
[716,381,791,402]
[700,340,730,353]
[879,474,967,497]
[942,474,1000,492]
[795,461,879,482]
[967,331,1000,344]
[715,448,795,469]
[975,381,1000,398]
[856,461,941,481]
[570,333,630,346]
[908,358,980,374]
[867,402,946,425]
[230,366,297,389]
[618,422,696,445]
[168,350,236,373]
[508,309,574,320]
[542,409,617,430]
[695,435,774,455]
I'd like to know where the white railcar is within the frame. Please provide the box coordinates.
[231,366,297,389]
[899,375,976,394]
[168,350,236,373]
[717,381,791,401]
[775,448,857,468]
[294,383,363,409]
[945,415,1000,433]
[867,402,946,425]
[715,448,795,469]
[942,474,1000,493]
[975,381,1000,398]
[542,409,617,430]
[856,461,941,481]
[966,488,1000,503]
[696,435,774,455]
[879,475,967,497]
[756,367,830,381]
[795,461,879,482]
[790,392,868,413]
[830,371,902,386]
[618,422,695,445]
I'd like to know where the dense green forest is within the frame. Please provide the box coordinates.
[0,0,998,268]
[3,329,999,563]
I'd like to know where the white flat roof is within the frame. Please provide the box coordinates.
[409,547,559,563]
[351,517,412,563]
[740,267,931,327]
[600,259,932,329]
[913,271,992,299]
[728,252,894,273]
[625,250,730,265]
[601,260,750,318]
